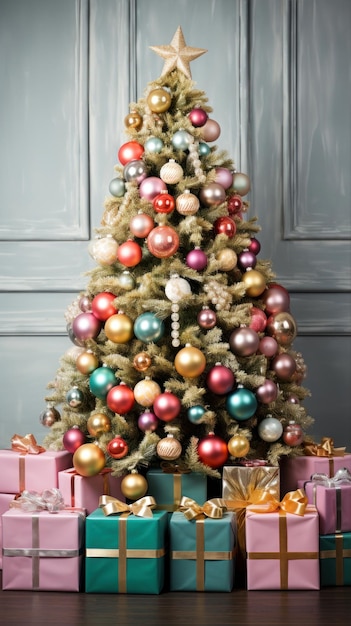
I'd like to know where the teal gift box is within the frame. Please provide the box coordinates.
[320,533,351,586]
[170,508,236,592]
[146,468,207,512]
[85,506,168,594]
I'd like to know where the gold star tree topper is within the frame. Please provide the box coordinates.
[150,26,207,79]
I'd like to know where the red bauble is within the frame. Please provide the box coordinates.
[117,240,142,267]
[227,194,243,215]
[282,421,304,447]
[206,364,235,395]
[107,436,129,459]
[63,427,86,453]
[188,107,208,127]
[263,283,290,316]
[214,216,236,238]
[153,392,181,422]
[248,237,261,255]
[106,384,135,414]
[152,192,175,214]
[249,307,267,333]
[147,226,179,258]
[91,292,117,321]
[118,141,144,165]
[198,433,228,468]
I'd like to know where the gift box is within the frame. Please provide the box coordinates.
[169,500,236,592]
[58,468,124,515]
[246,502,320,590]
[146,467,207,513]
[320,533,351,586]
[85,500,168,594]
[297,469,351,535]
[0,448,73,494]
[0,493,16,569]
[2,507,85,591]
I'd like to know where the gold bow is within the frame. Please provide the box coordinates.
[160,461,191,474]
[99,495,156,518]
[303,437,346,458]
[178,496,227,521]
[247,489,308,517]
[11,434,45,455]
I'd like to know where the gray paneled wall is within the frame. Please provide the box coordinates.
[0,0,350,449]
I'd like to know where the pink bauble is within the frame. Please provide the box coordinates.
[258,336,278,357]
[139,177,167,201]
[282,421,304,446]
[200,118,221,142]
[206,364,235,395]
[214,216,237,238]
[248,237,261,255]
[249,307,267,333]
[79,295,92,312]
[263,284,290,316]
[153,392,181,422]
[72,312,102,341]
[117,240,142,267]
[199,183,226,207]
[188,107,208,127]
[186,248,208,271]
[63,427,86,453]
[138,411,159,432]
[271,353,296,381]
[118,141,144,165]
[256,379,278,404]
[91,292,117,321]
[197,308,217,329]
[215,167,233,190]
[147,225,179,258]
[197,433,228,468]
[129,213,155,238]
[229,327,260,356]
[106,384,135,414]
[238,250,257,270]
[287,394,300,404]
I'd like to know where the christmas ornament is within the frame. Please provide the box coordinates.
[214,215,237,238]
[106,384,135,414]
[271,353,297,381]
[91,292,117,321]
[156,434,182,461]
[189,107,208,127]
[215,167,233,190]
[215,248,237,271]
[160,159,183,184]
[134,312,165,343]
[130,212,155,238]
[121,472,148,500]
[282,421,304,446]
[73,443,105,477]
[198,141,210,156]
[133,378,161,407]
[123,159,148,184]
[199,182,226,207]
[147,88,172,113]
[197,433,228,468]
[88,236,118,265]
[117,240,142,268]
[150,26,207,79]
[139,176,167,201]
[133,352,152,372]
[89,366,117,400]
[172,129,192,151]
[67,320,88,346]
[175,190,200,215]
[153,191,175,214]
[206,364,235,395]
[109,177,126,197]
[62,426,86,453]
[258,336,278,357]
[287,394,300,404]
[197,308,217,329]
[78,295,92,312]
[238,249,257,270]
[174,345,206,378]
[242,269,266,297]
[124,110,142,130]
[66,387,84,408]
[258,416,283,442]
[200,118,221,142]
[116,271,136,291]
[187,405,206,423]
[39,406,60,427]
[153,391,181,422]
[72,312,102,341]
[226,387,257,420]
[104,313,134,343]
[227,194,243,215]
[204,279,232,311]
[248,237,261,255]
[107,436,129,459]
[147,225,179,258]
[76,350,99,375]
[266,312,297,346]
[165,275,191,301]
[87,412,111,437]
[249,307,267,333]
[256,379,278,404]
[186,248,208,271]
[232,172,250,196]
[227,434,250,458]
[118,141,144,165]
[144,136,164,153]
[229,327,260,357]
[138,410,158,432]
[263,283,291,315]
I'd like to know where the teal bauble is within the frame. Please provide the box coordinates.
[89,366,117,400]
[226,387,257,421]
[198,142,211,156]
[66,387,84,408]
[187,405,206,424]
[172,130,192,151]
[144,136,164,153]
[109,177,126,197]
[134,312,165,343]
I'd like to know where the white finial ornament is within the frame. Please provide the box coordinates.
[150,26,207,79]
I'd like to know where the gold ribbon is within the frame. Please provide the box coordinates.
[11,434,45,455]
[99,495,156,518]
[160,461,191,474]
[246,489,309,516]
[303,437,346,458]
[178,496,227,521]
[320,533,351,586]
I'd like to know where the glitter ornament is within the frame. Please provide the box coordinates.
[249,307,267,333]
[215,248,237,271]
[88,236,118,266]
[165,275,191,302]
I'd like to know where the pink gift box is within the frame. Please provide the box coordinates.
[0,449,73,494]
[280,454,351,497]
[0,493,16,569]
[58,468,125,515]
[297,479,351,535]
[2,507,85,591]
[246,506,320,590]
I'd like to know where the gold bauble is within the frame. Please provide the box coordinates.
[73,443,106,477]
[147,88,172,113]
[105,313,134,343]
[242,269,266,297]
[87,412,111,437]
[266,312,297,347]
[133,379,161,407]
[216,248,238,271]
[76,350,99,375]
[156,435,182,461]
[121,472,148,500]
[174,345,206,378]
[175,190,200,216]
[227,434,250,458]
[124,110,143,130]
[133,351,152,372]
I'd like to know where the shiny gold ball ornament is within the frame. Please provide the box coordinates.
[266,312,298,347]
[76,350,99,375]
[147,88,172,113]
[216,248,238,271]
[227,434,250,458]
[133,351,152,372]
[242,269,266,297]
[104,313,134,343]
[124,110,143,130]
[133,378,161,407]
[174,344,206,378]
[160,160,184,184]
[121,472,148,500]
[156,434,182,461]
[73,443,106,477]
[175,190,200,216]
[87,412,111,437]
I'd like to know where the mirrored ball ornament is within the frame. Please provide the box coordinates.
[39,406,61,427]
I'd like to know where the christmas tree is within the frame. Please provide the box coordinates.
[41,27,313,486]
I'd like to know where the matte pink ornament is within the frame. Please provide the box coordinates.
[139,177,167,201]
[263,283,290,315]
[200,118,221,142]
[72,312,102,341]
[63,427,86,453]
[256,379,278,404]
[153,392,181,422]
[258,336,278,357]
[238,250,257,270]
[129,213,155,238]
[229,327,260,356]
[206,364,235,395]
[186,248,208,271]
[215,167,234,190]
[271,353,296,381]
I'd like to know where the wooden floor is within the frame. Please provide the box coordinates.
[0,572,349,626]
